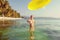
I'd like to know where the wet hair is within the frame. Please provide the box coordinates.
[30,15,33,20]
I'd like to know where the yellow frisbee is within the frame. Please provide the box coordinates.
[28,0,51,10]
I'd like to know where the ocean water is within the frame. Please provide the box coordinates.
[2,18,60,40]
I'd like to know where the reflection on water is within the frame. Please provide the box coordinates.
[0,20,15,40]
[0,19,60,40]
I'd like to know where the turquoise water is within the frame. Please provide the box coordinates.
[2,19,60,40]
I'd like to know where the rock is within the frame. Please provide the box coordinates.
[0,0,21,18]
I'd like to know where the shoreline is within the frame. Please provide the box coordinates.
[0,17,22,20]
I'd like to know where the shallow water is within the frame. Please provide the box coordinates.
[1,18,60,40]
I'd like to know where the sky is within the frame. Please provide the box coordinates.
[8,0,60,18]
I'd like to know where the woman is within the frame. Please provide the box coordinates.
[27,15,35,40]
